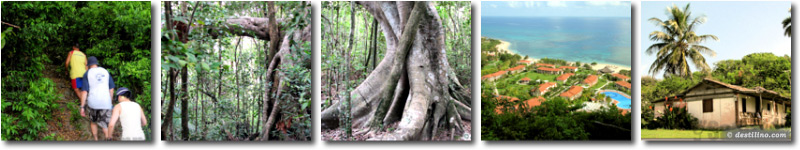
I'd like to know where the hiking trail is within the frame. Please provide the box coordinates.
[42,64,121,140]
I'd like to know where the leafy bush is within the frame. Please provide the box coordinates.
[2,78,59,140]
[650,106,698,130]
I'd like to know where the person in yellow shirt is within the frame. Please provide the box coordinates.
[65,43,87,100]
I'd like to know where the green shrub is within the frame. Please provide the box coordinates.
[2,78,59,141]
[651,106,698,130]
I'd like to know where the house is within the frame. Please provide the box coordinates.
[615,80,631,90]
[506,65,526,74]
[519,77,531,84]
[611,73,630,81]
[559,66,578,72]
[537,67,562,74]
[556,73,574,83]
[481,70,507,82]
[652,78,791,129]
[494,95,520,114]
[536,63,555,68]
[559,86,584,100]
[582,75,598,86]
[532,82,557,96]
[598,66,614,74]
[524,96,546,108]
[518,59,534,65]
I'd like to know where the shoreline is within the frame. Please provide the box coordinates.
[491,37,631,73]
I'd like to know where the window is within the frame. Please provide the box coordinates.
[741,98,747,112]
[703,99,713,112]
[767,102,772,111]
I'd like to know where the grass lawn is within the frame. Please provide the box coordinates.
[641,129,726,139]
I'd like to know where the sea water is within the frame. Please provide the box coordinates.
[482,17,632,67]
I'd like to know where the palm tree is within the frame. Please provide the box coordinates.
[647,4,719,78]
[783,8,791,37]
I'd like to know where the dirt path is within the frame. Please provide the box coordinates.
[41,64,121,141]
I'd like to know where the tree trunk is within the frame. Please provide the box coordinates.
[321,1,471,141]
[161,1,176,141]
[181,66,189,140]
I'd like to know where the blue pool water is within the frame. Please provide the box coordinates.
[603,91,631,109]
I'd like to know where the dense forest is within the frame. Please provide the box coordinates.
[2,1,152,140]
[321,1,472,141]
[160,1,311,141]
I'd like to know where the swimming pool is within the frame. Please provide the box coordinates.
[602,91,631,109]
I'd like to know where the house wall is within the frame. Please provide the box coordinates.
[686,97,737,129]
[654,102,665,117]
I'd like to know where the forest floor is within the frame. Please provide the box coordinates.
[322,121,472,141]
[42,64,121,141]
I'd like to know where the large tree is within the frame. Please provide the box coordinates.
[646,4,719,78]
[321,1,471,140]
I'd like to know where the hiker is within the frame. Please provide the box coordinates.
[79,56,115,141]
[65,43,87,100]
[106,87,147,141]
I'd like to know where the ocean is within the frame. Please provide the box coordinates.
[482,17,632,67]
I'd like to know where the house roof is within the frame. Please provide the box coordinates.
[507,65,526,72]
[519,59,534,64]
[534,82,557,92]
[582,75,598,84]
[494,95,519,102]
[525,96,546,107]
[559,66,578,70]
[537,67,561,72]
[611,73,630,80]
[481,70,507,80]
[557,73,574,81]
[654,78,791,103]
[599,66,614,73]
[559,86,584,98]
[536,63,555,68]
[520,77,531,81]
[615,81,631,89]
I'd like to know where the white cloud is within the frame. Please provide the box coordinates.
[507,1,520,8]
[523,2,535,8]
[586,1,627,6]
[547,1,567,7]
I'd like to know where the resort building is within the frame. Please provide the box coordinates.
[559,86,584,100]
[536,63,555,68]
[518,59,534,65]
[481,70,507,82]
[556,73,574,83]
[494,95,520,114]
[615,80,631,90]
[611,73,630,81]
[537,67,562,74]
[652,78,791,129]
[525,96,546,108]
[559,66,578,72]
[519,77,531,84]
[506,65,526,74]
[598,67,614,74]
[582,75,598,86]
[533,82,557,96]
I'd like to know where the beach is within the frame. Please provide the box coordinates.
[493,38,632,73]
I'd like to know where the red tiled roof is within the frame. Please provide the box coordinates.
[536,63,555,68]
[557,73,574,81]
[582,75,598,84]
[534,82,557,93]
[615,80,631,89]
[506,65,526,72]
[519,59,534,64]
[537,67,560,72]
[494,95,519,102]
[520,77,531,81]
[559,86,584,98]
[481,70,507,80]
[525,97,546,107]
[611,73,630,80]
[559,66,578,70]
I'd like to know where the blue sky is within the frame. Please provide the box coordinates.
[640,1,792,78]
[481,1,631,17]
